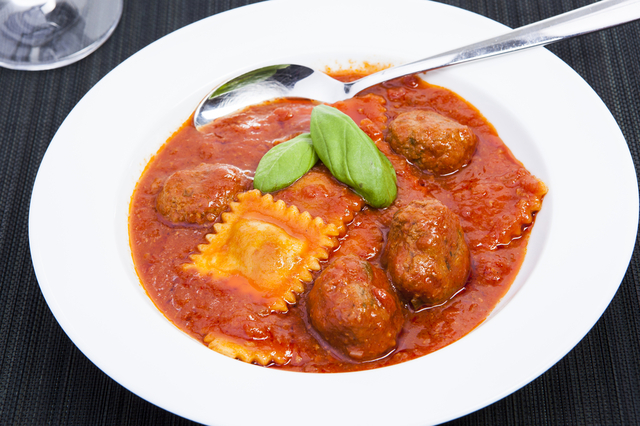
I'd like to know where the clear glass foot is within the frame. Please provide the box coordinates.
[0,0,123,70]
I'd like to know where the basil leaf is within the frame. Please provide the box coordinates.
[310,105,397,208]
[254,133,318,192]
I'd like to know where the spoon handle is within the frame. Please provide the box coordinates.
[347,0,640,94]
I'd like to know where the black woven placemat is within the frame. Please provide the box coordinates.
[1,0,638,424]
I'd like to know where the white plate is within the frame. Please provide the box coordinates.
[29,0,638,425]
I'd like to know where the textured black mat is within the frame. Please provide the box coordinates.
[1,0,638,424]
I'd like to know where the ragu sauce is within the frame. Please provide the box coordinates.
[129,69,547,372]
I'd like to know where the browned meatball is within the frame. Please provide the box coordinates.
[308,256,404,361]
[388,110,477,175]
[383,199,471,309]
[156,163,251,224]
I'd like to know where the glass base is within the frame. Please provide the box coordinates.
[0,0,123,71]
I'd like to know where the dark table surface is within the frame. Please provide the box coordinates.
[1,0,639,424]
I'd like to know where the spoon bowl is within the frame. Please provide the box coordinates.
[194,64,344,128]
[194,0,640,130]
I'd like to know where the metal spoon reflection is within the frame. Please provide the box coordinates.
[195,0,640,131]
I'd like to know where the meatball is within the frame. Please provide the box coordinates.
[388,110,477,175]
[383,199,471,309]
[308,256,404,361]
[156,163,251,224]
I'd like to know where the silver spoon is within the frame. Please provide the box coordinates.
[194,0,640,130]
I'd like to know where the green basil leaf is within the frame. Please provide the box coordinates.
[253,133,318,192]
[310,104,397,208]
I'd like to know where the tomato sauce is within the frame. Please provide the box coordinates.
[129,72,546,372]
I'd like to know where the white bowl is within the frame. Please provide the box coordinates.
[29,1,638,425]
